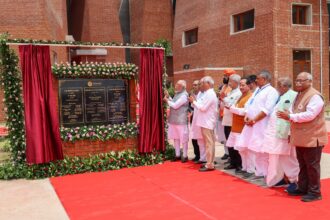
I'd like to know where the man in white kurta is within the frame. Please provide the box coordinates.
[238,70,279,178]
[262,77,299,188]
[164,80,189,162]
[189,76,218,171]
[221,74,242,170]
[190,87,206,163]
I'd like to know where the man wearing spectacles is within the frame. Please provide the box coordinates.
[277,72,327,202]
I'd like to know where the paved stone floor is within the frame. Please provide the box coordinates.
[1,123,330,219]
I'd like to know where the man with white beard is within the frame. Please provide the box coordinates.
[164,80,189,162]
[189,76,218,172]
[237,70,279,179]
[262,77,299,190]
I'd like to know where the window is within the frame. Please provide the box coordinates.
[292,4,312,25]
[183,28,198,46]
[232,9,255,33]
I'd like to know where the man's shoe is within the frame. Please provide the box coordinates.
[274,178,288,187]
[242,172,254,179]
[224,164,236,170]
[171,157,181,162]
[224,160,231,165]
[285,183,298,193]
[199,167,215,172]
[301,194,322,202]
[181,157,188,163]
[288,189,306,196]
[221,154,229,160]
[195,160,206,164]
[235,169,246,175]
[191,157,200,162]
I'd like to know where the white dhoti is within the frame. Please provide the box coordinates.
[237,121,269,177]
[168,124,189,157]
[266,148,299,186]
[262,111,299,186]
[197,139,206,162]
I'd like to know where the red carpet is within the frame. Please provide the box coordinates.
[51,162,330,220]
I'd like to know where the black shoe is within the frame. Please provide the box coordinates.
[221,154,229,160]
[191,157,200,162]
[235,168,245,174]
[194,160,206,164]
[301,194,322,202]
[224,160,231,165]
[288,189,306,196]
[242,172,254,179]
[274,178,288,187]
[171,157,181,162]
[181,157,188,163]
[199,167,215,172]
[224,164,236,170]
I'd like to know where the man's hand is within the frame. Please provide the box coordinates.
[164,90,169,98]
[244,116,255,127]
[277,110,290,121]
[188,96,195,103]
[163,97,169,103]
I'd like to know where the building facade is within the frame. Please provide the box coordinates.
[173,0,330,100]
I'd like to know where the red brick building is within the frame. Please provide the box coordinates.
[0,0,174,122]
[173,0,330,101]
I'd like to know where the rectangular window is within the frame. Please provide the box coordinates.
[292,4,311,25]
[183,28,198,46]
[233,9,255,33]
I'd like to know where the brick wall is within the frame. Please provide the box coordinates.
[0,0,68,122]
[63,138,137,157]
[69,0,125,63]
[173,0,329,99]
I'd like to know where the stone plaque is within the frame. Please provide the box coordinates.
[59,79,129,126]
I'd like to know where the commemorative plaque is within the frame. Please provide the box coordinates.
[59,79,129,127]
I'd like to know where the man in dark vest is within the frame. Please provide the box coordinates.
[278,72,328,202]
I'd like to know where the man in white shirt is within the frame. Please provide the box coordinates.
[262,77,299,189]
[278,72,328,202]
[190,80,207,164]
[189,76,218,172]
[238,70,279,179]
[220,74,242,170]
[164,80,189,162]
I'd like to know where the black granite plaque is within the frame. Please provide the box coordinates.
[59,79,129,127]
[59,87,84,125]
[107,81,128,124]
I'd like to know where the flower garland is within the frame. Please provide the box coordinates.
[6,38,164,48]
[0,147,175,180]
[52,61,138,79]
[0,34,26,163]
[61,122,138,142]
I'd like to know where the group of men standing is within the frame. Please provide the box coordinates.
[164,69,327,202]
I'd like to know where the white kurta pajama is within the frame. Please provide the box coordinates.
[167,92,189,158]
[237,84,279,177]
[227,102,255,173]
[262,92,299,186]
[190,91,206,162]
[193,88,218,169]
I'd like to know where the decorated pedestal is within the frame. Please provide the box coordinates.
[52,62,139,157]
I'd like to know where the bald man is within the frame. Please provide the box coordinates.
[278,72,328,202]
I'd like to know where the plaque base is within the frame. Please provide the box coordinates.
[62,138,138,157]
